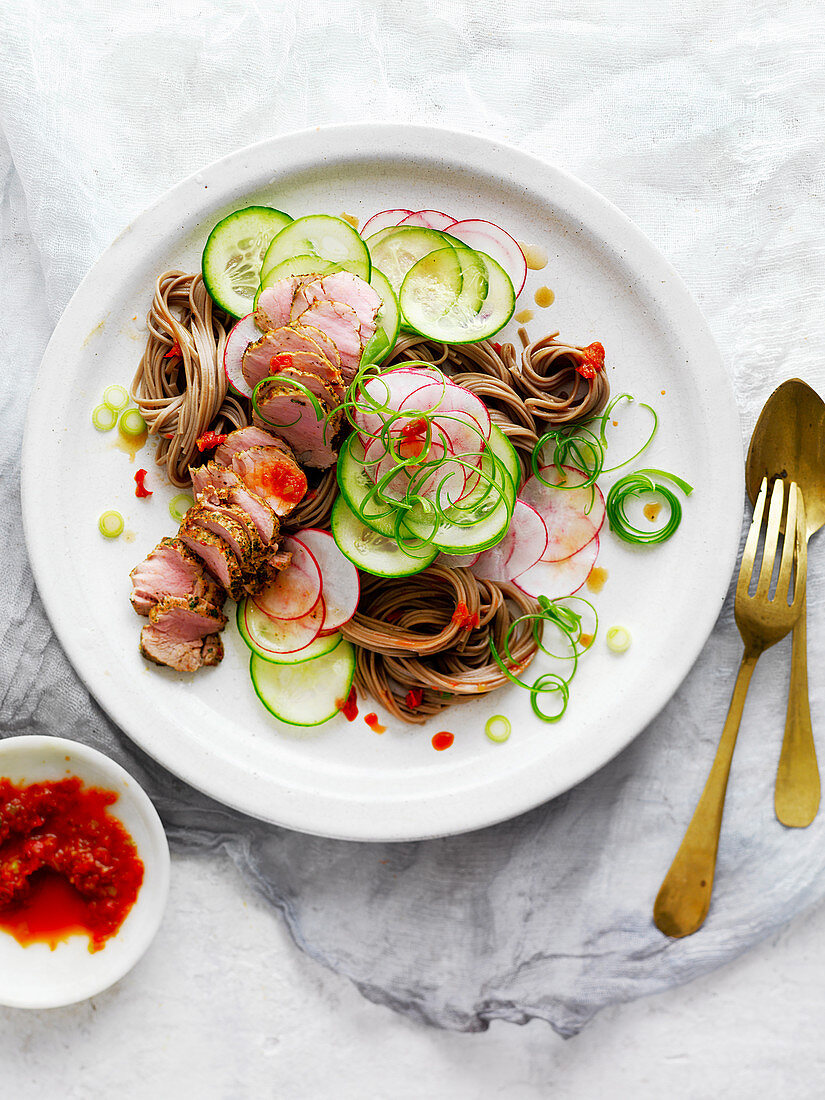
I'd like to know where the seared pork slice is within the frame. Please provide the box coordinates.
[191,461,279,544]
[185,505,264,577]
[178,523,246,600]
[139,596,227,673]
[293,324,342,372]
[129,537,224,616]
[290,300,363,380]
[255,279,299,331]
[214,426,295,467]
[292,273,381,344]
[252,381,339,468]
[231,445,309,514]
[271,366,342,411]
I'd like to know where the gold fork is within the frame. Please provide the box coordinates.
[653,477,807,938]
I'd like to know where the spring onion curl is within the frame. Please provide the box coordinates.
[488,594,598,723]
[605,468,694,545]
[596,394,658,474]
[340,360,514,554]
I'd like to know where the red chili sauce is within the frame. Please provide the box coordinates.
[431,731,455,752]
[576,342,605,379]
[364,713,386,734]
[336,686,359,722]
[0,777,144,952]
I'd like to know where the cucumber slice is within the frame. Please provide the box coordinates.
[337,435,402,537]
[365,226,459,295]
[400,248,515,344]
[250,640,356,726]
[331,497,437,577]
[262,215,370,282]
[202,206,292,318]
[237,600,343,664]
[361,268,400,366]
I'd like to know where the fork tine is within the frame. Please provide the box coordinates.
[776,482,799,602]
[755,477,785,599]
[738,476,768,598]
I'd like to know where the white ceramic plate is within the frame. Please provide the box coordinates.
[21,125,743,842]
[0,737,170,1009]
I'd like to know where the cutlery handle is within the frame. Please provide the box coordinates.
[653,649,758,938]
[775,593,820,827]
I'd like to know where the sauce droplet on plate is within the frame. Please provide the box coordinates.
[364,712,386,734]
[514,308,534,324]
[340,212,359,229]
[337,686,358,721]
[586,566,608,593]
[432,731,454,751]
[518,242,548,270]
[534,286,555,307]
[644,502,662,522]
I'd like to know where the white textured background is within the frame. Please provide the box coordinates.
[2,0,825,1093]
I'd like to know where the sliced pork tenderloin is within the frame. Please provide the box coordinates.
[252,380,340,468]
[191,461,279,544]
[293,323,342,372]
[291,273,380,344]
[129,537,225,616]
[289,299,363,381]
[255,279,299,331]
[139,596,227,673]
[231,445,309,514]
[178,522,246,601]
[213,426,296,467]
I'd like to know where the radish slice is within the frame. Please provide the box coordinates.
[471,501,548,583]
[437,551,480,568]
[519,465,605,562]
[294,529,360,632]
[360,209,414,236]
[243,597,325,654]
[399,209,457,230]
[223,314,259,398]
[514,535,600,601]
[446,219,528,297]
[253,537,322,621]
[397,379,492,439]
[354,367,445,441]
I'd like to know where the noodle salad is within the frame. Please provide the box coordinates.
[101,205,691,738]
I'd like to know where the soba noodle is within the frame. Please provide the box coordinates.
[132,271,248,487]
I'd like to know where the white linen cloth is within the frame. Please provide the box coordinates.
[2,0,825,1035]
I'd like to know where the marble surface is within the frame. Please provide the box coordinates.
[1,850,822,1098]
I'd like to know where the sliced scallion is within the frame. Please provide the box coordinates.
[606,626,631,654]
[103,384,130,411]
[485,715,512,743]
[92,404,117,432]
[119,408,147,437]
[169,493,194,523]
[98,510,124,538]
[605,468,693,545]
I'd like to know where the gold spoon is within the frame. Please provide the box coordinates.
[746,378,825,827]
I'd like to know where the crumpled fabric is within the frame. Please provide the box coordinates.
[2,0,824,1036]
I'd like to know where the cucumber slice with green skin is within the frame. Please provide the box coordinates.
[262,215,371,283]
[365,226,460,296]
[337,435,402,537]
[255,254,338,307]
[400,248,515,344]
[237,599,343,663]
[361,268,400,366]
[202,206,292,318]
[249,640,356,726]
[331,496,438,577]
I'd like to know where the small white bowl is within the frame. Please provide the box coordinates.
[0,735,170,1009]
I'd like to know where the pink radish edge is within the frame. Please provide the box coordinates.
[223,314,259,398]
[243,597,325,654]
[514,535,600,601]
[361,208,415,236]
[253,537,322,621]
[446,219,528,297]
[294,528,360,632]
[519,465,605,563]
[398,209,457,230]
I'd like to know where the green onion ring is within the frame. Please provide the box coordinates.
[92,404,117,432]
[103,384,129,411]
[98,510,124,538]
[118,408,146,437]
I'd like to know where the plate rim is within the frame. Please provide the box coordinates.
[21,123,744,841]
